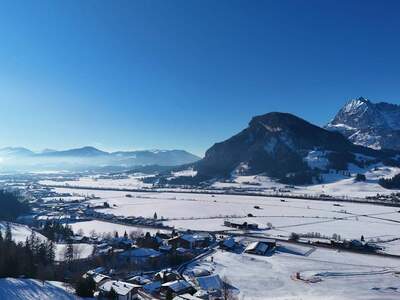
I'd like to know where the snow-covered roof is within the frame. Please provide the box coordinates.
[222,237,235,248]
[196,274,222,291]
[86,267,105,276]
[120,247,161,258]
[162,280,192,292]
[180,233,211,243]
[245,241,268,254]
[92,273,110,284]
[99,280,140,296]
[173,293,203,300]
[190,267,211,278]
[143,280,161,293]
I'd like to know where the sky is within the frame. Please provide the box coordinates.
[0,0,399,156]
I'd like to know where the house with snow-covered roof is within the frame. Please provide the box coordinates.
[119,247,162,265]
[160,280,194,298]
[98,280,141,300]
[195,274,222,292]
[244,239,275,255]
[168,232,213,249]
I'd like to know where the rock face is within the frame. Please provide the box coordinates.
[195,112,396,184]
[326,97,400,150]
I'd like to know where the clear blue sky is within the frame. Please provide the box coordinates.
[0,0,399,156]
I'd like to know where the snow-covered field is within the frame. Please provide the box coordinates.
[0,278,82,300]
[0,222,47,243]
[213,165,400,198]
[41,163,400,200]
[54,243,94,261]
[69,220,162,237]
[187,245,400,300]
[55,188,400,245]
[40,174,153,190]
[41,196,85,203]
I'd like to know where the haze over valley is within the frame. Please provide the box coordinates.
[1,1,400,299]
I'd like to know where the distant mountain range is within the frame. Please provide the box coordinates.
[326,97,400,151]
[0,146,200,172]
[189,112,399,185]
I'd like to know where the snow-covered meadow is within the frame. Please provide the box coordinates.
[41,162,400,199]
[187,245,400,300]
[56,187,400,244]
[54,243,94,262]
[69,220,162,237]
[40,174,153,190]
[0,222,47,243]
[0,278,84,300]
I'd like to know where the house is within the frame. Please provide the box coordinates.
[168,233,212,249]
[220,237,236,250]
[98,280,141,300]
[96,243,113,255]
[195,274,222,293]
[160,280,194,298]
[111,237,133,249]
[224,220,258,230]
[244,239,275,255]
[120,247,162,265]
[83,271,110,288]
[154,269,181,283]
[70,235,89,243]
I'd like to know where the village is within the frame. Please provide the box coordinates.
[0,178,396,300]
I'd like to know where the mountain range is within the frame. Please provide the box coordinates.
[188,111,399,185]
[2,97,400,179]
[326,97,400,151]
[0,146,200,172]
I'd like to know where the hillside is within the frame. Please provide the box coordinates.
[194,112,398,184]
[0,279,81,300]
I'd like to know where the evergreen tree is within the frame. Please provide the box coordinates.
[64,240,74,263]
[5,223,12,243]
[46,240,56,264]
[75,276,96,297]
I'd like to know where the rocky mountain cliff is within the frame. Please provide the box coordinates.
[326,97,400,150]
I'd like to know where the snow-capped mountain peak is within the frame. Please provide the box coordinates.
[326,97,400,150]
[342,97,370,114]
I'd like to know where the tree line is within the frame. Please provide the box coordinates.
[0,223,55,279]
[0,190,30,221]
[379,173,400,189]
